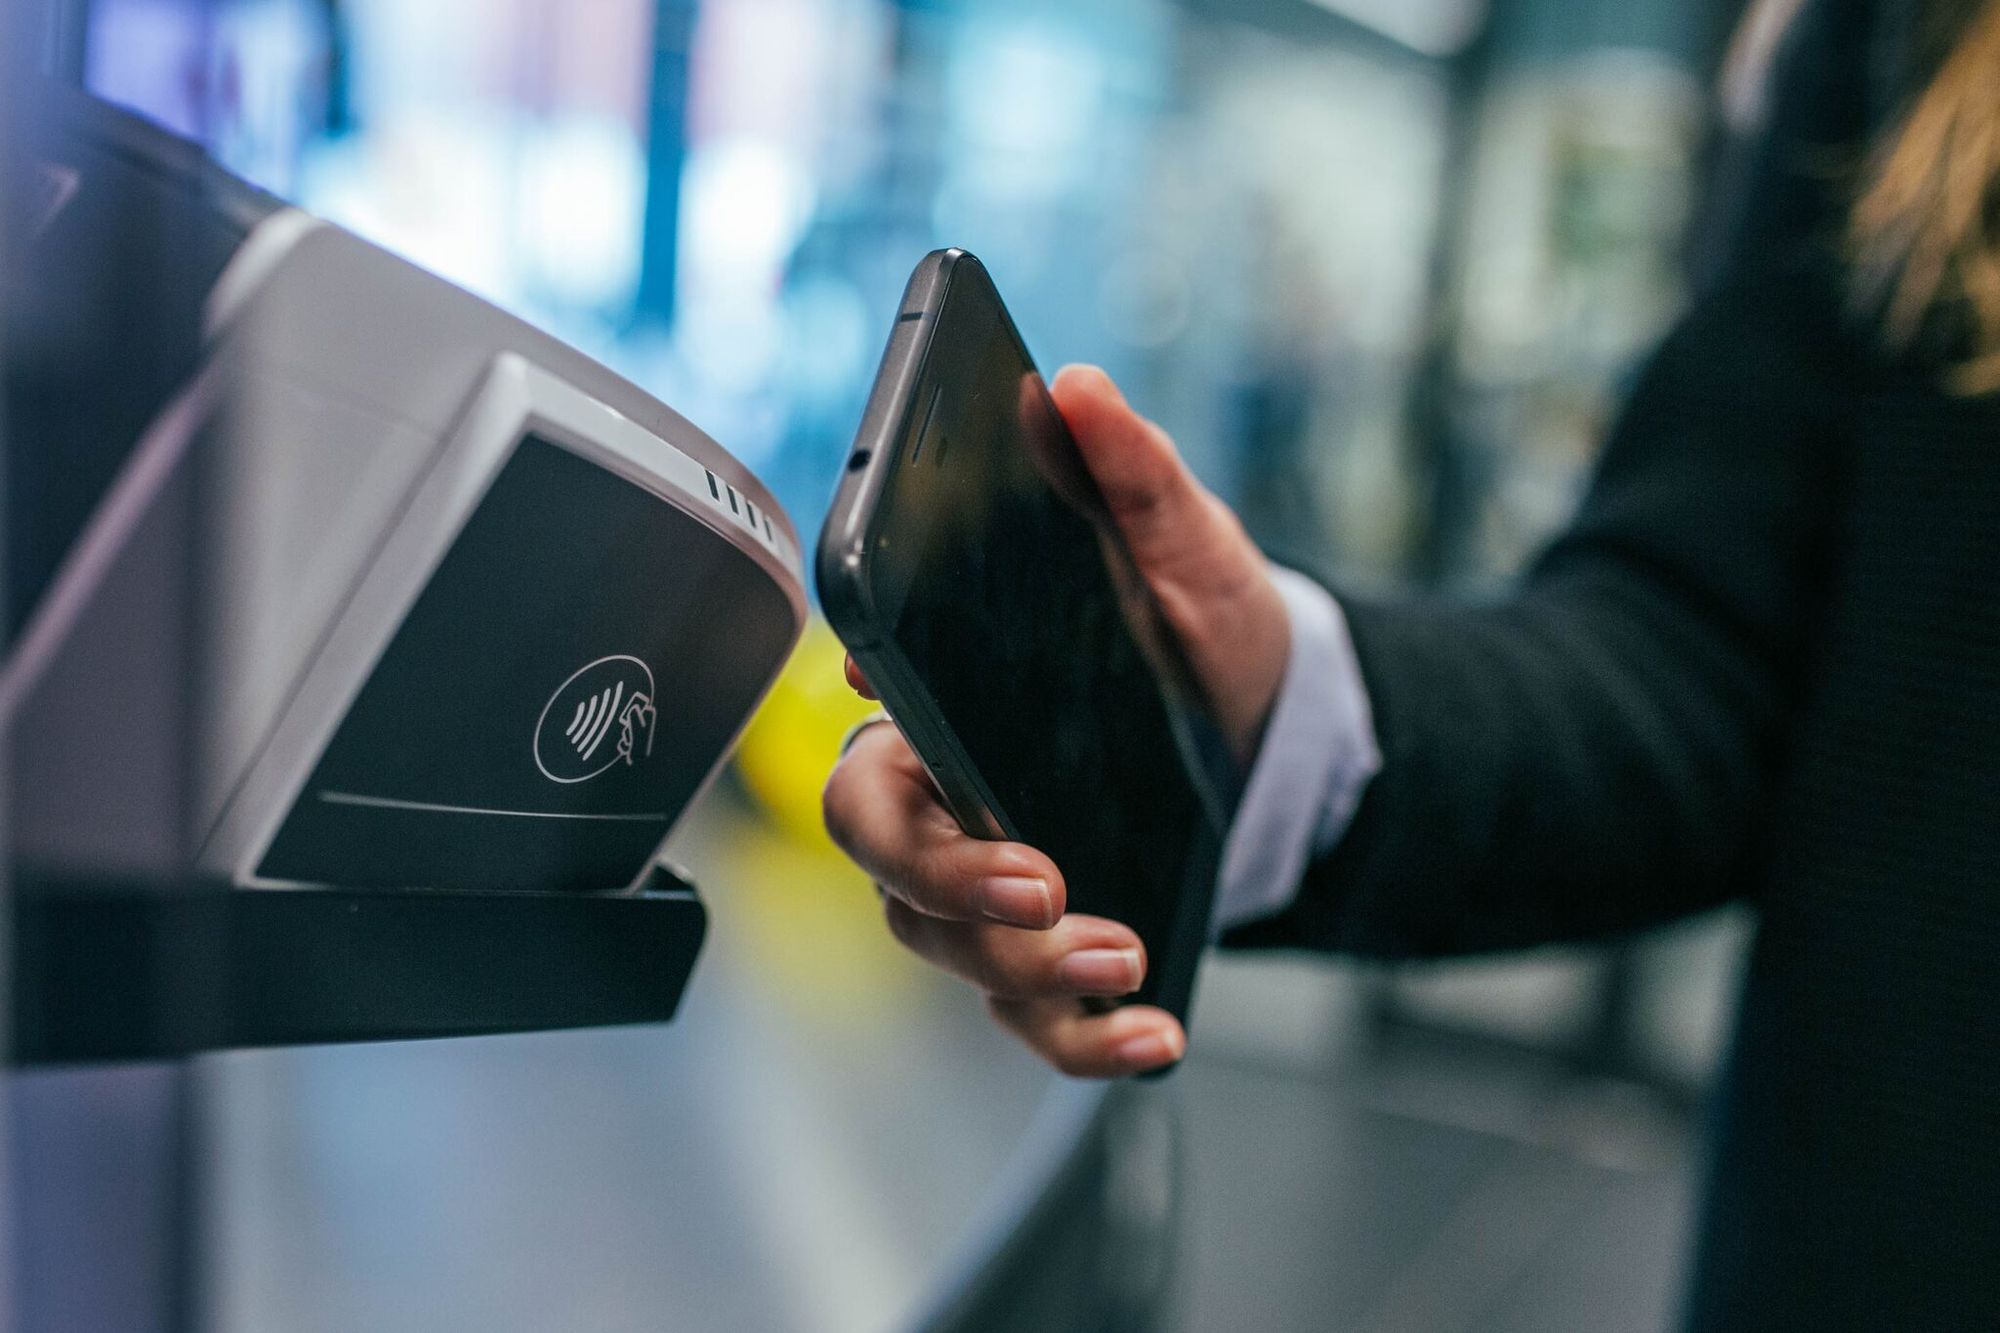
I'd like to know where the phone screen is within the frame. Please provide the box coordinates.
[868,263,1233,1014]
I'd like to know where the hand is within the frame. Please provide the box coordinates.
[1048,365,1290,767]
[821,365,1291,1075]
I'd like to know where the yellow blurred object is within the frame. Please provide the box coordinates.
[734,617,883,848]
[712,805,935,1023]
[710,616,935,1020]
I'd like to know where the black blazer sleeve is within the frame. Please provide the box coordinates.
[1223,0,1875,958]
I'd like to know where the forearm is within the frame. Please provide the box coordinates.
[1237,577,1789,957]
[1213,582,1785,959]
[1217,283,1843,958]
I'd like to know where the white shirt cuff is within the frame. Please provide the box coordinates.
[1210,568,1382,934]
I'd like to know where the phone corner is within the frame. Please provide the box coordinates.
[813,535,876,644]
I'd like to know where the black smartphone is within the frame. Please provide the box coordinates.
[817,249,1238,1037]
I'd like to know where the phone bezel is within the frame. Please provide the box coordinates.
[816,249,1222,1028]
[819,251,1017,840]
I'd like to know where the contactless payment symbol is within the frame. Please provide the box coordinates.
[535,655,658,783]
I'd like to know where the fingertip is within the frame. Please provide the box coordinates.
[986,996,1186,1079]
[1052,362,1116,397]
[1110,1008,1186,1071]
[1049,364,1127,423]
[976,874,1058,930]
[843,655,879,700]
[990,846,1066,921]
[1057,913,1144,956]
[1046,368,1187,518]
[985,839,1059,881]
[1056,946,1144,996]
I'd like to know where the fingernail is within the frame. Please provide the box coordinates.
[1059,948,1143,995]
[978,876,1053,928]
[1115,1026,1185,1069]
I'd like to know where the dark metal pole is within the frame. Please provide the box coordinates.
[1400,7,1498,587]
[633,0,699,328]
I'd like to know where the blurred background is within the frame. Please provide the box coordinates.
[21,0,1763,1326]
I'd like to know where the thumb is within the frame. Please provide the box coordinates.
[1049,364,1211,569]
[1049,364,1290,763]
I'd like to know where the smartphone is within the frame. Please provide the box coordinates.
[817,249,1238,1038]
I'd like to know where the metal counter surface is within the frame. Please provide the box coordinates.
[197,794,1082,1333]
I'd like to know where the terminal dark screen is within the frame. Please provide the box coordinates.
[258,437,794,892]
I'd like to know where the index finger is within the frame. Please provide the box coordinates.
[823,723,1067,928]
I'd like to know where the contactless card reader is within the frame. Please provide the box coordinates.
[21,208,815,896]
[204,236,808,892]
[6,90,805,1045]
[198,345,804,893]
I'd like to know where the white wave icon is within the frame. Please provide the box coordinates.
[534,655,658,783]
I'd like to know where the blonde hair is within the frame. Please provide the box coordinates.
[1849,0,2000,394]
